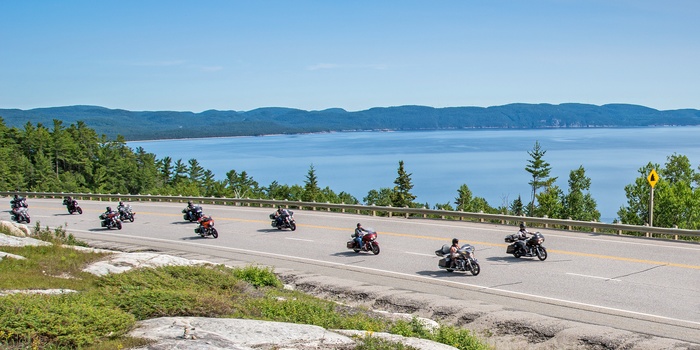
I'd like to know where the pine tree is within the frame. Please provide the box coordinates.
[391,160,416,207]
[302,164,321,202]
[525,141,557,215]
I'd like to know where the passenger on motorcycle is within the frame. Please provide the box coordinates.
[515,223,530,254]
[354,223,368,248]
[103,206,117,217]
[448,238,460,268]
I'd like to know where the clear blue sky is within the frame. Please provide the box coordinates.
[1,1,698,112]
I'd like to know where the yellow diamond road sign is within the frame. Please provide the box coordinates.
[647,169,659,188]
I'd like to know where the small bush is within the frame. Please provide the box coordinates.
[232,265,282,288]
[0,293,134,348]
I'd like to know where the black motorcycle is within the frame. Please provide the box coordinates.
[118,204,136,222]
[62,197,83,214]
[11,207,30,224]
[270,211,296,231]
[183,205,204,222]
[435,243,480,275]
[505,232,547,261]
[99,211,122,230]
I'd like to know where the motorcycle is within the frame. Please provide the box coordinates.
[183,205,204,222]
[118,204,136,222]
[435,243,480,275]
[505,232,547,260]
[99,211,122,230]
[269,211,296,231]
[195,216,218,238]
[346,228,380,255]
[62,197,83,214]
[11,207,30,224]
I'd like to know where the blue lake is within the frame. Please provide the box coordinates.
[129,126,700,223]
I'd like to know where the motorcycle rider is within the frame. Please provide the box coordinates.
[354,223,368,249]
[515,222,530,254]
[185,201,197,220]
[274,206,290,226]
[448,238,461,268]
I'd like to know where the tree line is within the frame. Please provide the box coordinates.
[1,118,699,229]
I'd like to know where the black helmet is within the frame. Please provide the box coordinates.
[452,238,459,245]
[106,206,112,211]
[119,201,123,205]
[519,222,526,229]
[188,200,192,205]
[357,223,361,227]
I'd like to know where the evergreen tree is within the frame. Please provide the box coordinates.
[454,184,473,211]
[510,195,524,216]
[561,166,601,221]
[302,164,321,202]
[525,141,557,215]
[391,160,416,207]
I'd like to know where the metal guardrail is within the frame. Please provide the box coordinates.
[3,191,700,240]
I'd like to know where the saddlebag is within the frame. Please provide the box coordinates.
[506,245,516,254]
[346,241,355,249]
[438,258,448,267]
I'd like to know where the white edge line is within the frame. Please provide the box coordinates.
[566,272,622,282]
[285,237,314,242]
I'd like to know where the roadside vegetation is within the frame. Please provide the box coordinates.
[0,225,491,350]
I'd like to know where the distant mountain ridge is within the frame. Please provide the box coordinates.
[1,103,699,141]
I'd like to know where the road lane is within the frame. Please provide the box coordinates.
[4,197,699,343]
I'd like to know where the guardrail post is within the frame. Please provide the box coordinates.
[567,217,572,230]
[479,211,484,223]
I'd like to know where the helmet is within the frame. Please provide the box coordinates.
[119,201,123,205]
[106,206,112,212]
[452,238,459,245]
[357,223,361,227]
[519,222,526,230]
[188,200,192,205]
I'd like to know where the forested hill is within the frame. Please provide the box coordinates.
[1,103,699,141]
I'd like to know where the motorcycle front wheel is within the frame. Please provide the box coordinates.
[116,221,122,230]
[290,222,297,231]
[77,207,83,214]
[536,247,548,261]
[128,215,134,222]
[211,228,218,239]
[371,243,380,255]
[470,261,481,276]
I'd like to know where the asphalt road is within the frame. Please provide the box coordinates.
[5,197,699,343]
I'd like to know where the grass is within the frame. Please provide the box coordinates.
[0,225,491,350]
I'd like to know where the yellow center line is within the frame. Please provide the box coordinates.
[46,209,700,270]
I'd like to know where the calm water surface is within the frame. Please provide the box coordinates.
[129,127,700,223]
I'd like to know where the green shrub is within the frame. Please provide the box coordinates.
[0,293,134,348]
[232,265,282,288]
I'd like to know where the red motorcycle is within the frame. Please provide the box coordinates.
[346,228,380,255]
[195,216,218,238]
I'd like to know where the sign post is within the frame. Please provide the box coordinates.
[647,169,659,227]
